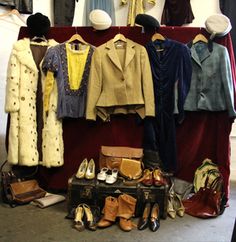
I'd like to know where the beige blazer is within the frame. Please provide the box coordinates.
[86,38,155,121]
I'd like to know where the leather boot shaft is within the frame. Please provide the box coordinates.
[117,194,137,231]
[103,196,118,222]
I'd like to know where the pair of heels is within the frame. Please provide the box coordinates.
[142,168,167,187]
[74,204,97,231]
[138,203,160,232]
[167,192,185,219]
[76,158,95,180]
[97,167,118,184]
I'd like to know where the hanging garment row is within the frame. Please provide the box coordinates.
[5,26,236,204]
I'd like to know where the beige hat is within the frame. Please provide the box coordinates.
[89,9,112,30]
[205,14,232,40]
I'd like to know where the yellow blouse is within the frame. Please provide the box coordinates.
[44,44,90,115]
[121,0,156,26]
[66,43,90,90]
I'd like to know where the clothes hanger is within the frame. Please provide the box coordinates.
[67,27,88,45]
[151,29,165,52]
[113,27,127,48]
[31,35,48,42]
[192,33,208,44]
[0,9,26,25]
[113,33,127,43]
[151,32,165,42]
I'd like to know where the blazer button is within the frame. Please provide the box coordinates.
[21,97,25,101]
[121,77,125,81]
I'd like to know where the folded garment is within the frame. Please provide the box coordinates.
[31,193,65,208]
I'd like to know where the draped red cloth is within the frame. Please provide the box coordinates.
[17,26,236,201]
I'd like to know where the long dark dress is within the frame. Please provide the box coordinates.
[143,39,192,172]
[220,0,236,59]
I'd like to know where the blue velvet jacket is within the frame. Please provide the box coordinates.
[145,39,192,122]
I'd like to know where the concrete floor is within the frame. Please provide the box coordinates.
[0,128,235,242]
[0,181,235,242]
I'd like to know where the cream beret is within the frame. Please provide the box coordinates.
[89,9,112,30]
[205,14,232,39]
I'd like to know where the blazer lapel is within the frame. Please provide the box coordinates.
[191,43,211,67]
[106,40,123,72]
[124,39,135,69]
[191,45,202,67]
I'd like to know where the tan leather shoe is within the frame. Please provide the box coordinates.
[141,169,153,187]
[119,218,132,232]
[85,159,95,180]
[153,168,167,186]
[75,159,88,179]
[97,216,114,228]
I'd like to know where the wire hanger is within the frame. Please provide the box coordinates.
[67,27,88,45]
[0,9,26,25]
[192,33,208,44]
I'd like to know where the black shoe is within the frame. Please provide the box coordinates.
[149,203,160,232]
[137,202,151,230]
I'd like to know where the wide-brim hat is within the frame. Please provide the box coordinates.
[205,14,232,39]
[135,14,160,31]
[89,9,112,30]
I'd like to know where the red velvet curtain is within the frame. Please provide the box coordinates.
[17,26,236,201]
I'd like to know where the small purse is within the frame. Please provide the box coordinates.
[99,146,143,170]
[119,158,142,180]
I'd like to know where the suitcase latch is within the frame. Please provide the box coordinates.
[81,187,92,199]
[144,191,150,200]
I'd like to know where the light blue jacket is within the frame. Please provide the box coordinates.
[184,41,236,117]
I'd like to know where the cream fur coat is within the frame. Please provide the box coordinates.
[5,38,64,167]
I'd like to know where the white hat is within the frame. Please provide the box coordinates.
[205,14,232,40]
[89,9,112,30]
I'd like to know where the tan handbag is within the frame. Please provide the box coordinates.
[10,179,46,204]
[119,158,142,180]
[99,146,143,170]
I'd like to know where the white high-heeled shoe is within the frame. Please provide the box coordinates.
[76,159,88,179]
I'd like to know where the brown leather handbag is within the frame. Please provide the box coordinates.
[10,179,46,204]
[182,176,224,218]
[99,146,143,170]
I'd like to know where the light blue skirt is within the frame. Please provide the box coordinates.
[85,0,116,26]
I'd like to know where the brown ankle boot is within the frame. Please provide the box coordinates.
[117,194,137,232]
[97,196,118,228]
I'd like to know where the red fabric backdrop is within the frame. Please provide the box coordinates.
[17,26,236,201]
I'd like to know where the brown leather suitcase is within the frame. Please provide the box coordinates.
[67,175,168,219]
